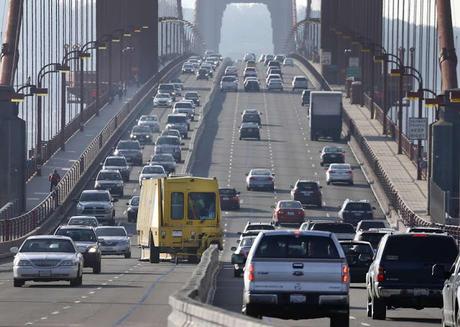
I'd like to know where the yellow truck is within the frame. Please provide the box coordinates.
[137,176,223,263]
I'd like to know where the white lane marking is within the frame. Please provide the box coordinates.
[81,296,87,299]
[326,213,330,217]
[88,291,95,295]
[63,306,71,310]
[74,300,81,304]
[40,317,47,320]
[24,322,33,325]
[51,311,59,315]
[97,287,102,290]
[360,323,371,327]
[349,316,356,320]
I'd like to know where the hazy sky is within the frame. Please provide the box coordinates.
[182,0,320,10]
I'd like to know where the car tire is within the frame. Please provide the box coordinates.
[246,186,250,191]
[13,279,25,287]
[366,293,372,317]
[371,295,386,320]
[188,255,200,263]
[124,251,132,259]
[326,181,331,185]
[93,261,101,274]
[330,313,349,327]
[70,269,83,287]
[349,181,354,186]
[243,304,260,319]
[233,269,241,278]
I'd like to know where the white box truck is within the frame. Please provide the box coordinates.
[309,91,342,141]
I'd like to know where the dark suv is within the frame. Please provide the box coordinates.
[366,233,458,320]
[239,123,260,140]
[320,146,345,166]
[338,199,375,226]
[290,179,322,207]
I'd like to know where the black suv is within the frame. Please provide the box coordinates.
[320,146,345,166]
[338,199,375,226]
[241,110,262,125]
[239,123,260,140]
[54,225,102,274]
[301,89,311,106]
[290,179,322,207]
[366,233,458,320]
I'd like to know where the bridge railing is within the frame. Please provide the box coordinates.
[291,53,459,235]
[0,55,189,243]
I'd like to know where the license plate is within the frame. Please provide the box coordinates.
[222,197,229,201]
[414,289,429,296]
[288,212,294,216]
[39,270,51,277]
[290,294,306,304]
[247,129,253,132]
[172,230,182,237]
[302,191,312,195]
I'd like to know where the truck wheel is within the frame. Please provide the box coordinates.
[188,255,199,263]
[70,268,83,287]
[371,296,386,320]
[124,251,131,259]
[330,314,349,327]
[367,293,372,317]
[149,235,160,263]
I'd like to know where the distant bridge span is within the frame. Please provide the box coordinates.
[194,0,296,54]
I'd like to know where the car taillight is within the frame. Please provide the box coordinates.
[329,170,336,173]
[297,209,304,216]
[248,264,255,281]
[376,267,385,282]
[411,233,428,237]
[342,264,350,283]
[249,177,255,181]
[347,171,352,174]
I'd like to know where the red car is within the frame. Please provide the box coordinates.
[272,200,305,226]
[219,188,240,210]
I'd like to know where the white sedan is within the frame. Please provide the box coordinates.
[326,163,354,185]
[283,58,294,66]
[153,93,173,108]
[267,79,283,91]
[138,115,161,133]
[11,235,84,287]
[139,164,167,186]
[246,169,275,191]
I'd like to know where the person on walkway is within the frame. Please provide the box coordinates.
[49,169,61,192]
[117,83,123,101]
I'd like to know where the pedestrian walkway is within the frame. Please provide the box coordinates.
[296,59,430,223]
[24,59,173,211]
[341,95,429,218]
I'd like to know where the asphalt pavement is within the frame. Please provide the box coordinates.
[191,62,442,327]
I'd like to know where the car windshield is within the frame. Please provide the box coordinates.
[243,114,259,121]
[142,166,165,174]
[55,228,97,242]
[133,126,151,133]
[240,237,255,247]
[254,235,340,259]
[279,201,302,209]
[96,227,127,237]
[68,218,97,227]
[175,102,192,109]
[222,76,236,82]
[156,94,170,99]
[159,84,174,91]
[382,236,458,263]
[140,116,158,121]
[312,223,355,233]
[185,93,198,99]
[270,80,282,84]
[117,141,140,150]
[130,196,140,206]
[105,158,126,166]
[156,137,180,145]
[167,116,187,124]
[341,243,373,255]
[324,147,342,153]
[296,182,318,190]
[188,192,216,220]
[219,189,236,195]
[359,221,387,230]
[346,202,372,211]
[20,238,76,253]
[251,169,271,176]
[79,192,110,202]
[358,232,387,249]
[330,164,350,170]
[152,154,174,162]
[98,171,121,180]
[295,77,307,81]
[246,224,274,231]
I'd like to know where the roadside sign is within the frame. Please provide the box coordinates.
[349,57,360,67]
[320,51,331,65]
[346,66,361,78]
[407,117,428,140]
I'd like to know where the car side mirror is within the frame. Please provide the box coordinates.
[358,253,372,262]
[319,186,323,189]
[231,246,237,251]
[372,206,376,210]
[289,185,294,189]
[237,232,242,235]
[73,199,79,203]
[245,173,248,176]
[231,253,246,265]
[126,202,130,205]
[112,198,118,203]
[236,191,240,195]
[10,247,19,254]
[433,264,451,279]
[181,142,185,146]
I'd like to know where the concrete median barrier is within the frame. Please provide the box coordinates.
[168,245,269,327]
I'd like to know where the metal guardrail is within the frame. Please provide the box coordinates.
[0,55,189,242]
[291,53,460,236]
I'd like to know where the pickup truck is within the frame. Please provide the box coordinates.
[232,230,350,326]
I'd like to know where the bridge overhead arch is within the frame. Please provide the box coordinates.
[194,0,295,54]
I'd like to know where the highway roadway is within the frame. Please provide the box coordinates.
[191,62,442,327]
[0,67,216,327]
